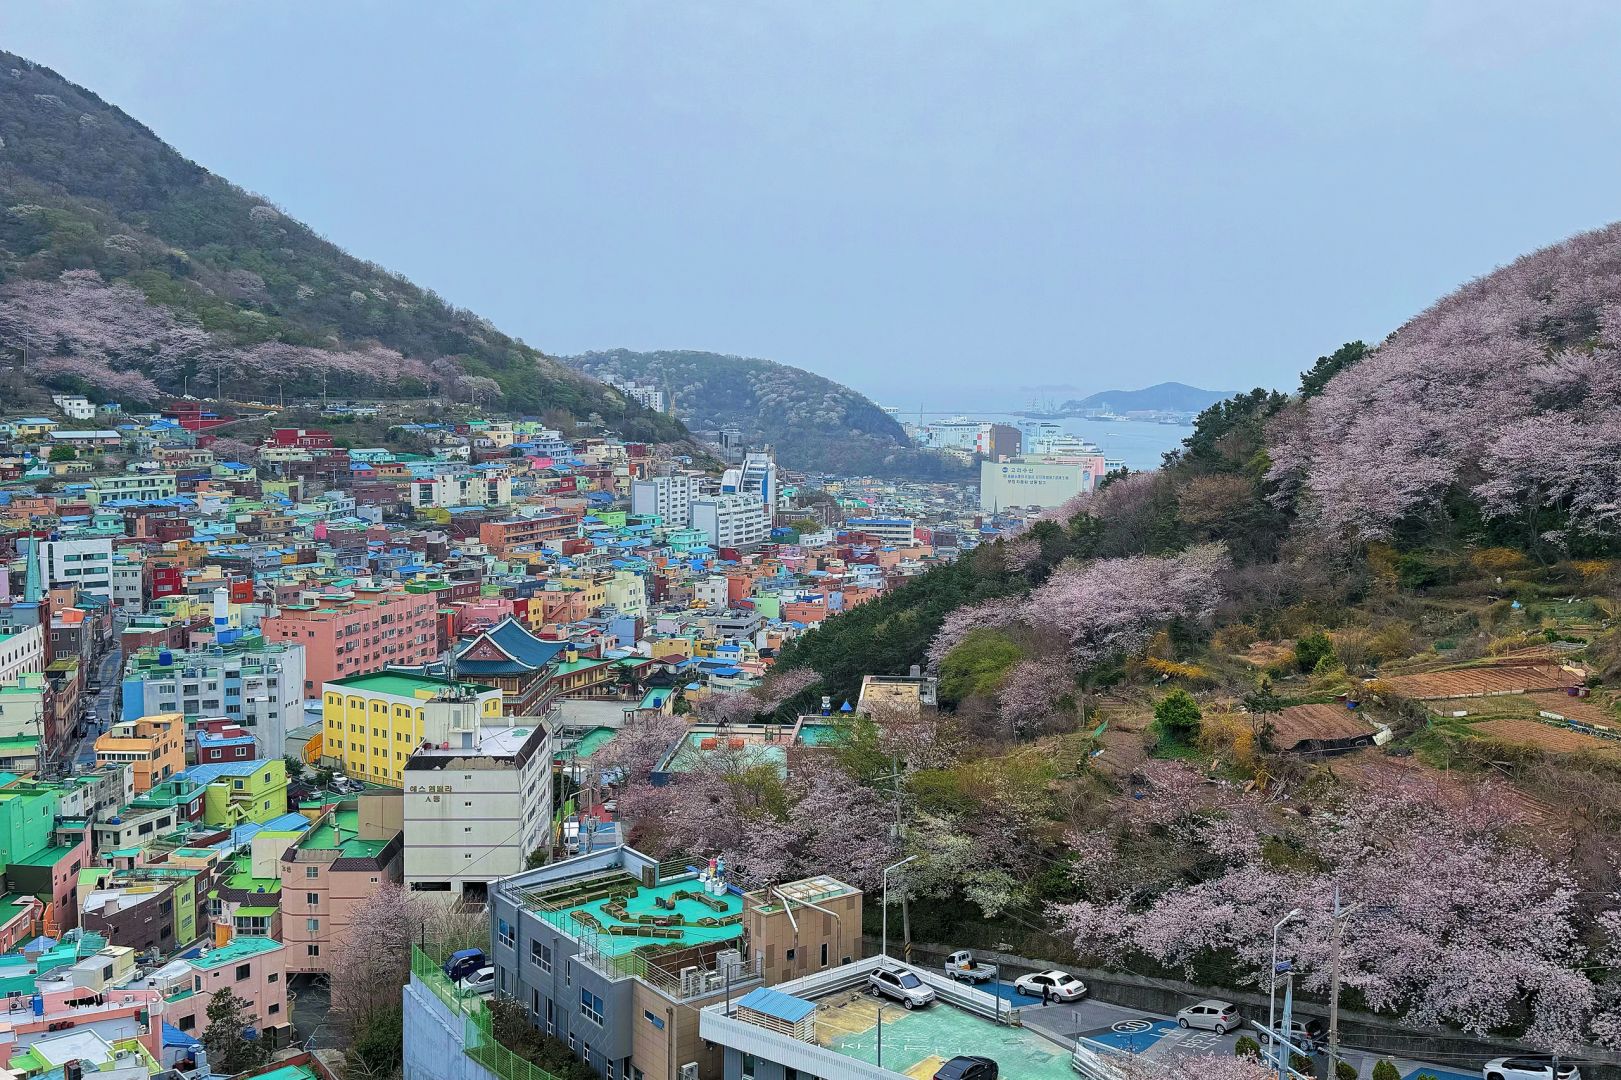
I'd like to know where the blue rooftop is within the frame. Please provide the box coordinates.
[736,987,816,1024]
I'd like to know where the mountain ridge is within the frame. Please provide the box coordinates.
[0,51,683,441]
[1060,380,1232,413]
[565,348,970,478]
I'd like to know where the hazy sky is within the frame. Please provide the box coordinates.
[6,3,1621,410]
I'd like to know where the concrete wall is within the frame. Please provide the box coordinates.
[403,978,502,1080]
[891,937,1621,1080]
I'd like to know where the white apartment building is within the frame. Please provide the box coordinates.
[631,474,695,527]
[110,557,145,613]
[0,625,44,686]
[51,394,96,421]
[691,493,772,550]
[401,722,552,898]
[121,640,307,760]
[693,575,729,609]
[844,516,918,546]
[39,537,115,600]
[409,469,513,509]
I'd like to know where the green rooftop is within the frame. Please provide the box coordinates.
[326,670,495,698]
[225,852,281,895]
[300,807,389,859]
[185,934,283,970]
[12,843,77,867]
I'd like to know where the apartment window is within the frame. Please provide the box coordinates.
[178,1015,196,1031]
[531,941,552,972]
[306,865,319,878]
[235,964,250,981]
[498,919,515,948]
[307,918,320,932]
[821,943,829,968]
[307,944,320,957]
[268,973,279,983]
[307,892,320,906]
[268,1002,280,1015]
[741,1056,756,1080]
[580,988,604,1025]
[643,1010,664,1030]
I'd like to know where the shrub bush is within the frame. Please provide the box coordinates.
[1233,1036,1261,1060]
[1372,1060,1401,1080]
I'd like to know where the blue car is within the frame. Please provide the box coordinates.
[444,948,486,983]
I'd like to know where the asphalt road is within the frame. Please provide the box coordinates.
[289,974,342,1050]
[71,628,123,768]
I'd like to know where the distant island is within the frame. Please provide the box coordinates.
[1033,381,1233,418]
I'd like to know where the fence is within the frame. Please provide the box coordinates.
[464,1007,567,1080]
[412,946,568,1080]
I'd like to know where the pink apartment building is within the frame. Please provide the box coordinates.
[277,802,403,976]
[161,934,290,1045]
[261,586,438,695]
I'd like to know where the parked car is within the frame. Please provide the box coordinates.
[444,948,486,983]
[1013,970,1087,1002]
[1483,1057,1582,1080]
[934,1056,998,1080]
[457,966,497,995]
[867,966,936,1009]
[943,949,996,983]
[1256,1016,1325,1054]
[1175,999,1241,1035]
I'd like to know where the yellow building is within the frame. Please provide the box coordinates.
[321,671,504,786]
[195,759,289,826]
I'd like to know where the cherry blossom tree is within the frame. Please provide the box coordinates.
[925,596,1023,673]
[694,690,762,726]
[588,712,687,787]
[996,657,1075,734]
[757,667,820,711]
[328,883,427,1030]
[1052,782,1598,1045]
[1269,220,1621,542]
[1028,543,1227,666]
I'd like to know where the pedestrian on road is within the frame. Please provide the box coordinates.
[1041,983,1050,1006]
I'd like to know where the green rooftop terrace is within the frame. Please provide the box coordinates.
[526,873,744,959]
[301,808,389,859]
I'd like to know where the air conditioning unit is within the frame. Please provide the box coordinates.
[679,1065,698,1080]
[679,966,701,998]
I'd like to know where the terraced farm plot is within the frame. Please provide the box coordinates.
[1471,717,1621,760]
[1377,662,1575,700]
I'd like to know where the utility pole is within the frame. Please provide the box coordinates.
[888,754,913,961]
[1327,888,1362,1077]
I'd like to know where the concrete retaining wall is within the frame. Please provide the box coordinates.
[402,977,503,1080]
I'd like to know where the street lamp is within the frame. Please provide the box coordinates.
[881,856,918,960]
[1268,907,1303,1061]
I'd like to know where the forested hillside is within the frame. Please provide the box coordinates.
[566,348,969,478]
[0,52,682,440]
[762,227,1621,1054]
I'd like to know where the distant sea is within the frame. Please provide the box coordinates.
[948,413,1188,472]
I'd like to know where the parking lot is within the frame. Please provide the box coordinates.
[1016,996,1481,1079]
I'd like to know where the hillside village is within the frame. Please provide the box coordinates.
[4,27,1621,1080]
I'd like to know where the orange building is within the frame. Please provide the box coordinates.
[477,512,580,557]
[94,713,185,794]
[260,585,439,694]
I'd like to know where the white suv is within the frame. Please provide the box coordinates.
[867,966,936,1010]
[1483,1057,1581,1080]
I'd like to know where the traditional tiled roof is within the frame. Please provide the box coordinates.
[452,615,567,676]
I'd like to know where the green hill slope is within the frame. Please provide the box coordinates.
[0,51,682,441]
[566,348,968,478]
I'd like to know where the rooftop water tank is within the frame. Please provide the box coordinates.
[158,650,173,666]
